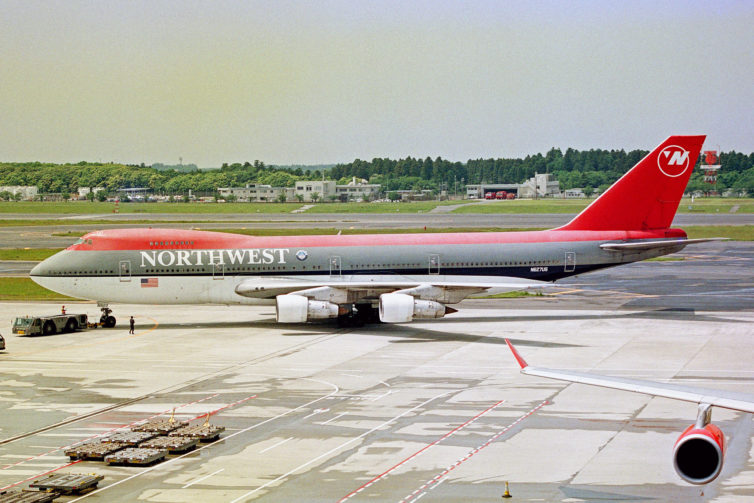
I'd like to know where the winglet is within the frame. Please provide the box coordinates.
[505,339,528,369]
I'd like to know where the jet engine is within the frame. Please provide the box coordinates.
[673,423,725,485]
[276,295,338,323]
[378,293,448,323]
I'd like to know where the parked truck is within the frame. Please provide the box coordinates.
[12,313,88,336]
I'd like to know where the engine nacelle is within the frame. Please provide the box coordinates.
[379,293,447,323]
[276,295,338,323]
[673,423,725,485]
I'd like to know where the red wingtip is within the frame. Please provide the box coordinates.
[505,339,528,369]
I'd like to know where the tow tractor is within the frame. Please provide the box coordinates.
[13,313,89,336]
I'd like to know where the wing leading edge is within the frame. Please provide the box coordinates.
[505,339,754,414]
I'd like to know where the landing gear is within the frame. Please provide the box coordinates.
[337,304,380,327]
[99,306,116,328]
[355,304,380,324]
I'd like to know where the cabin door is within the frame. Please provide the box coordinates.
[119,260,131,282]
[428,254,440,275]
[564,252,576,273]
[330,256,342,276]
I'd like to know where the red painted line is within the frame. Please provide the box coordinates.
[186,394,257,421]
[337,400,505,502]
[399,400,548,503]
[0,459,83,491]
[0,393,219,471]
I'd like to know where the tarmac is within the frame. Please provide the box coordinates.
[0,241,752,502]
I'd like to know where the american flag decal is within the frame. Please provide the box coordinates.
[141,278,158,288]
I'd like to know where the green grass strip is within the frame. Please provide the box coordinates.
[0,277,79,301]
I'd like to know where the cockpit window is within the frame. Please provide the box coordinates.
[74,238,85,245]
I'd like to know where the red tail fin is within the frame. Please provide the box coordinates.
[559,135,705,231]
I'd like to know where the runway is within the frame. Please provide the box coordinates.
[0,242,752,502]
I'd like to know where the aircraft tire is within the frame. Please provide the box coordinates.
[104,316,116,328]
[337,313,364,328]
[355,304,380,324]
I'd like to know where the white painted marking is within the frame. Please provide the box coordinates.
[303,408,329,419]
[321,413,347,425]
[228,391,452,503]
[67,378,340,502]
[370,390,392,402]
[182,468,225,489]
[259,437,292,454]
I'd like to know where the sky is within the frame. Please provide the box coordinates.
[1,0,752,167]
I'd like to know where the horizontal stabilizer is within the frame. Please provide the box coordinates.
[600,237,729,251]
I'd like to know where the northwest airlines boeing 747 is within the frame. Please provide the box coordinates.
[31,135,720,327]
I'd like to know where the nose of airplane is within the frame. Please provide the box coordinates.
[30,251,62,277]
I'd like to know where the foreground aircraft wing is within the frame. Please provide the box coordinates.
[600,237,729,251]
[505,340,754,414]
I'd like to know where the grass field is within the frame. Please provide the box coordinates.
[452,198,754,214]
[0,219,260,227]
[0,201,304,214]
[0,198,752,216]
[0,248,65,260]
[0,277,77,301]
[302,200,468,213]
[684,225,754,241]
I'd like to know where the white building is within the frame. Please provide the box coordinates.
[518,173,561,198]
[77,187,106,199]
[465,183,519,199]
[295,180,336,202]
[218,184,293,202]
[335,178,381,201]
[0,186,38,200]
[563,188,586,198]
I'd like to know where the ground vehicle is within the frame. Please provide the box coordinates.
[506,192,516,199]
[12,313,88,336]
[484,191,494,199]
[495,191,507,199]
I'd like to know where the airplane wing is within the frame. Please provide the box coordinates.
[600,237,728,251]
[505,339,754,414]
[236,275,550,300]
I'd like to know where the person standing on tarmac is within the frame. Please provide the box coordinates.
[129,316,135,334]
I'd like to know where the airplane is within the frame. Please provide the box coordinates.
[505,339,754,485]
[30,135,722,327]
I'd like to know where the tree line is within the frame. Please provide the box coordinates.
[1,148,753,197]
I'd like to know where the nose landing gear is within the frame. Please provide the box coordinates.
[99,306,117,328]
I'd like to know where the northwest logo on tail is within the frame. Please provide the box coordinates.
[658,145,691,177]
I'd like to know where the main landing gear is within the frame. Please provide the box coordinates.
[337,303,380,328]
[99,305,117,328]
